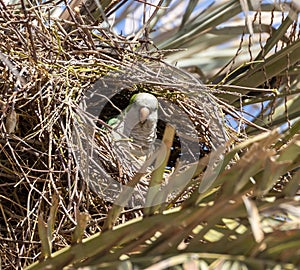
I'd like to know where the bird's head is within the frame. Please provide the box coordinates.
[128,93,158,126]
[113,93,159,159]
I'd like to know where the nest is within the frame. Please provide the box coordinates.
[0,2,228,268]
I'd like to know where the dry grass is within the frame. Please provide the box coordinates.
[0,2,232,268]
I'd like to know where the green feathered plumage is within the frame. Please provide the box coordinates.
[109,93,159,169]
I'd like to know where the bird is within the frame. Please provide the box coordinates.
[108,92,159,170]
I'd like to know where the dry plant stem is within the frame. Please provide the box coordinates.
[144,124,176,216]
[20,0,37,62]
[103,172,147,230]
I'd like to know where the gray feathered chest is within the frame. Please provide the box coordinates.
[111,93,158,158]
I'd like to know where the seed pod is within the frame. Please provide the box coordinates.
[5,109,18,134]
[0,100,6,111]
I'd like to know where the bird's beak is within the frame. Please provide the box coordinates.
[139,107,150,123]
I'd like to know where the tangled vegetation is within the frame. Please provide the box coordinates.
[0,1,299,269]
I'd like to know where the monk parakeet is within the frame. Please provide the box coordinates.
[108,93,159,169]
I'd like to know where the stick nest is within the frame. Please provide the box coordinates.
[0,2,228,268]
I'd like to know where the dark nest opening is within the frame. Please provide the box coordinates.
[97,88,212,169]
[72,62,225,207]
[0,2,228,269]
